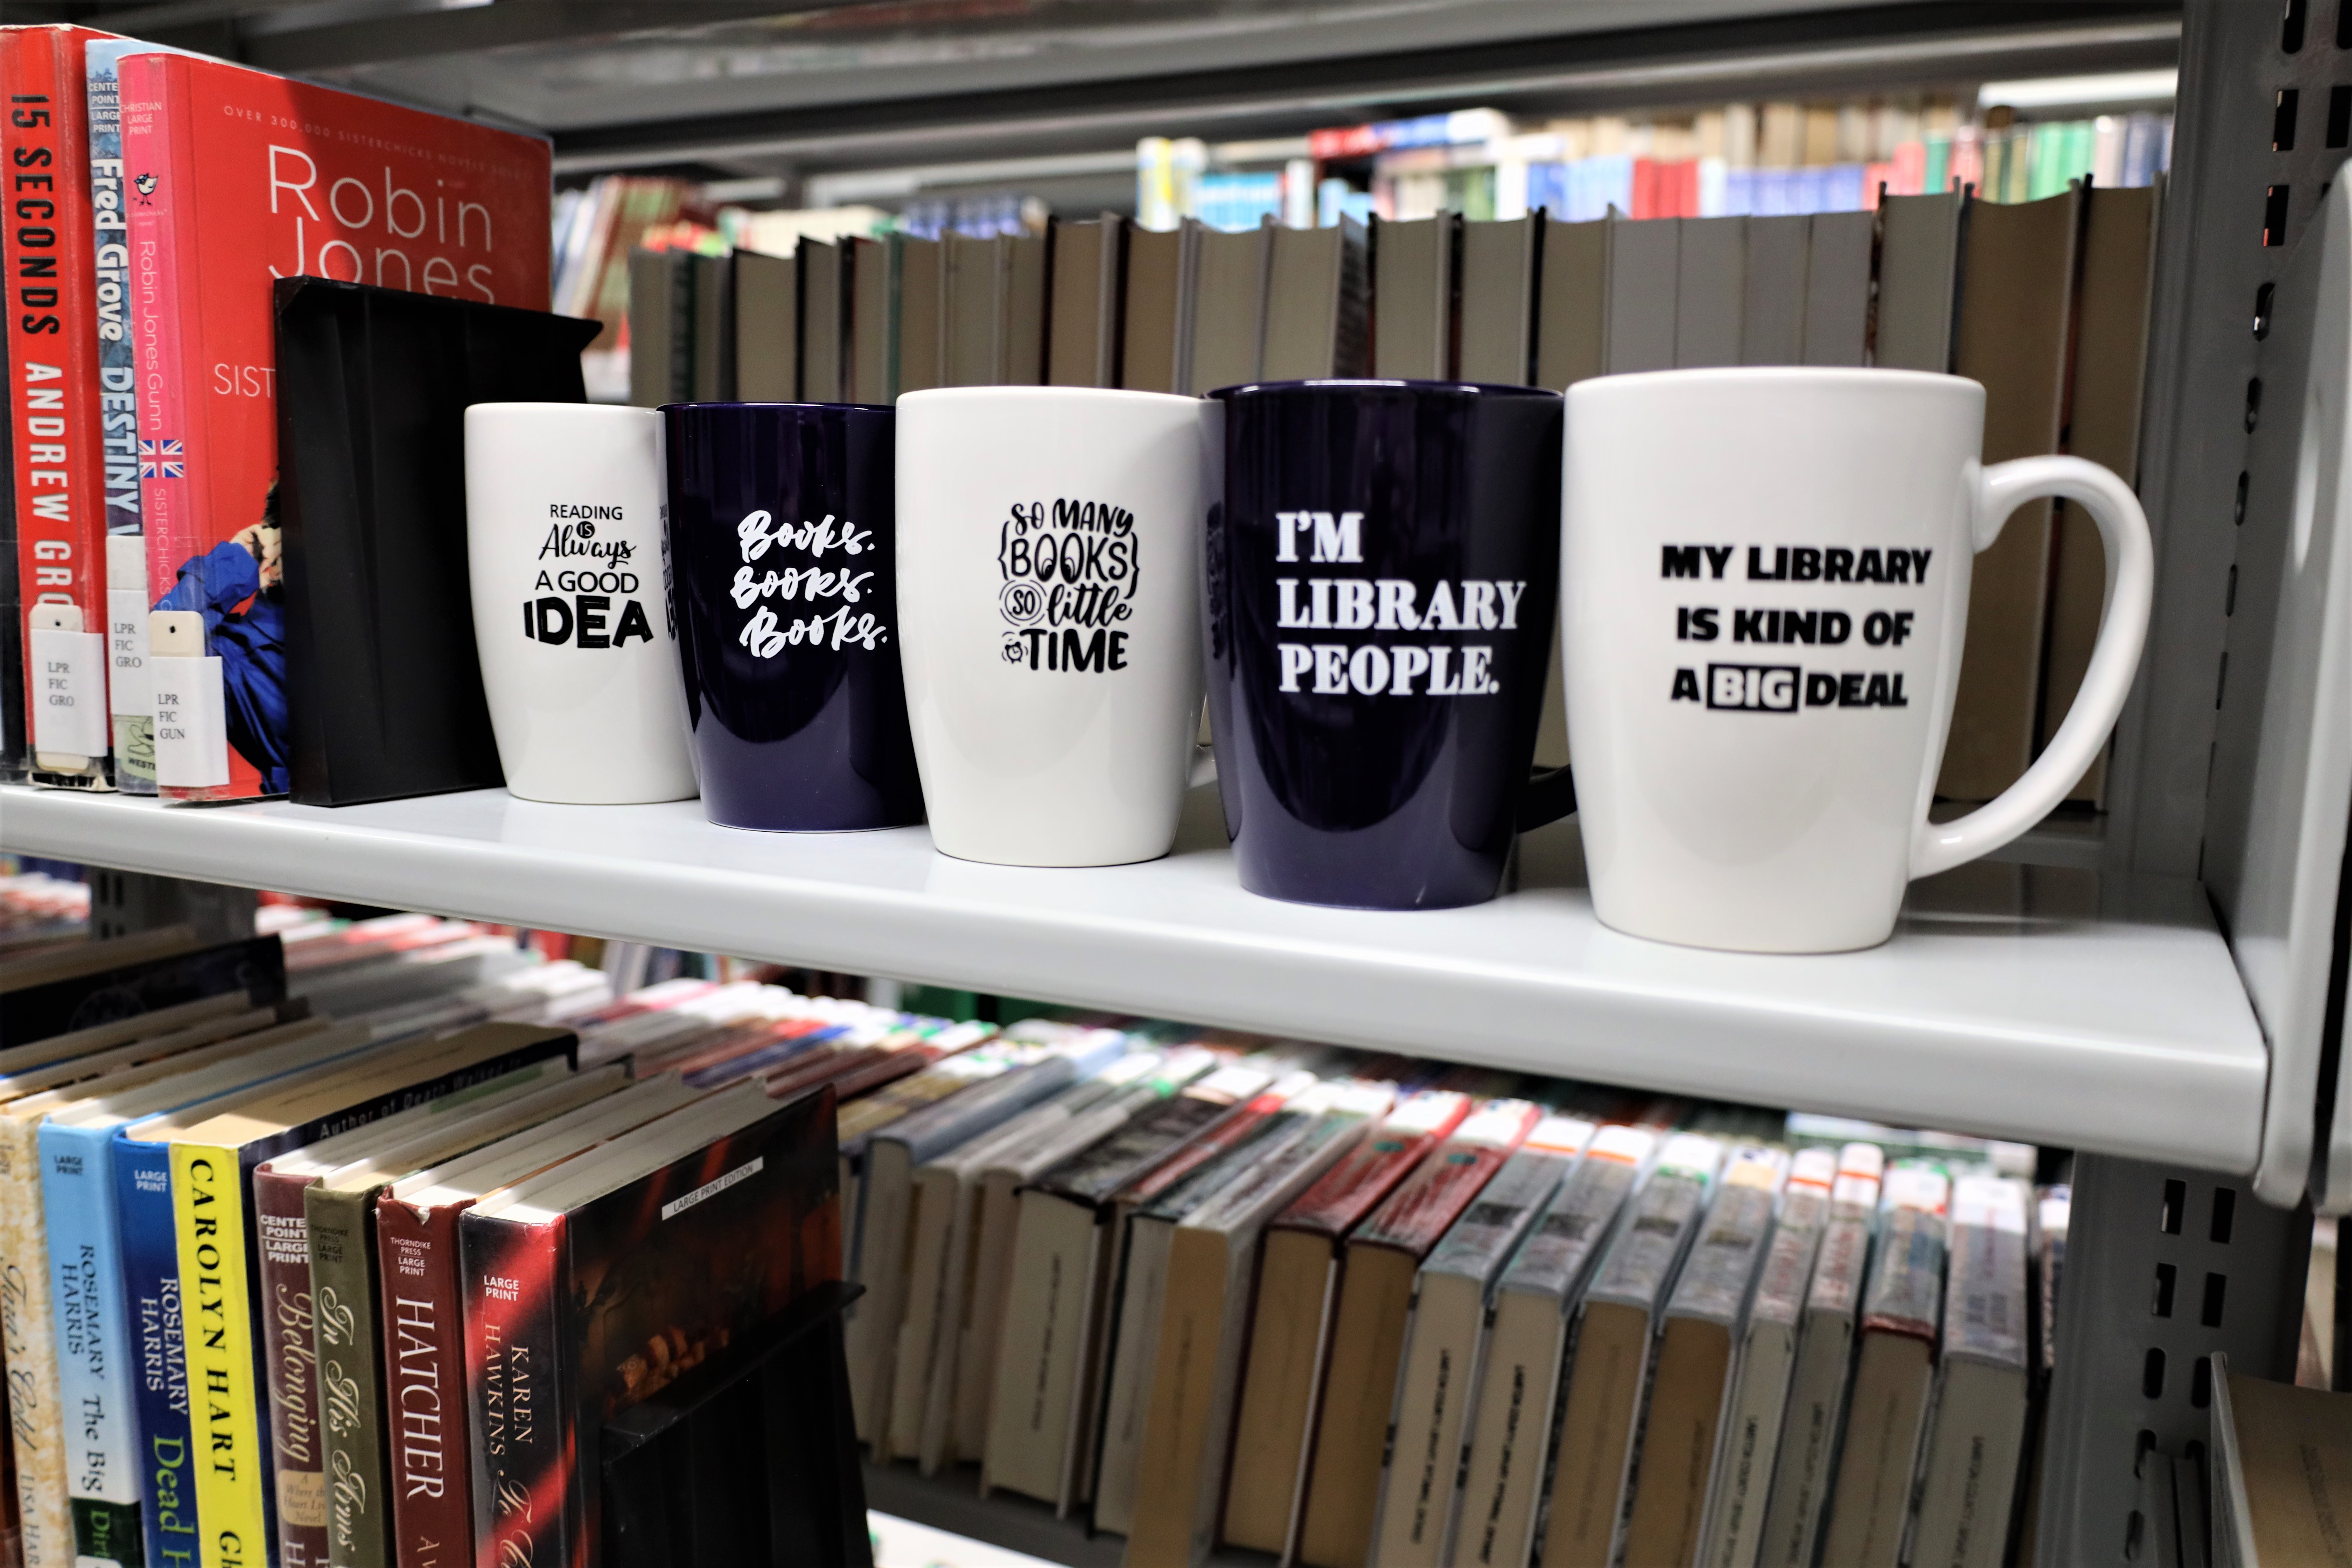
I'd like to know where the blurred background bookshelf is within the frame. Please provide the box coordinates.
[550,71,2179,401]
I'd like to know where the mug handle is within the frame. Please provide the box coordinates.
[1910,455,2155,881]
[1518,764,1578,830]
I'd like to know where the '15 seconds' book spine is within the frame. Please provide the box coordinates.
[459,1209,568,1568]
[113,1129,201,1568]
[2,26,113,782]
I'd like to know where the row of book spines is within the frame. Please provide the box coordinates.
[133,1031,577,1568]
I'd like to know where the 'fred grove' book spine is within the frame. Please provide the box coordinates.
[112,1129,200,1568]
[306,1181,394,1568]
[458,1208,568,1568]
[118,50,230,800]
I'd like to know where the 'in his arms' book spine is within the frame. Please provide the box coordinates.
[305,1181,394,1568]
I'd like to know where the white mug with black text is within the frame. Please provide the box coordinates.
[1563,368,2153,952]
[895,387,1206,866]
[465,403,698,805]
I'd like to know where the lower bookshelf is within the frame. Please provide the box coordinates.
[0,783,2266,1170]
[865,1461,1276,1568]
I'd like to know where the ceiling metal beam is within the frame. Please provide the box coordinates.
[544,2,2180,175]
[87,0,348,33]
[234,0,846,72]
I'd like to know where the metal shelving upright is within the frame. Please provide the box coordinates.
[9,1,2352,1563]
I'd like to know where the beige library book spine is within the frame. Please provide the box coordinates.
[1939,189,2082,800]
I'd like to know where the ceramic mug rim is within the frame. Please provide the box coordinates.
[896,385,1199,410]
[1208,377,1563,402]
[658,399,896,415]
[1566,365,1988,405]
[467,400,657,419]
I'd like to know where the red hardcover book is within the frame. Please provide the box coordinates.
[4,24,117,783]
[116,52,548,800]
[374,1185,478,1568]
[459,1085,840,1568]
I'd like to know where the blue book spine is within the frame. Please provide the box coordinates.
[42,1120,144,1567]
[112,1130,198,1568]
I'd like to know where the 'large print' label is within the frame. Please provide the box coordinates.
[997,499,1136,672]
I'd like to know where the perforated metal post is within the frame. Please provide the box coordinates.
[84,869,255,945]
[2036,1156,2308,1565]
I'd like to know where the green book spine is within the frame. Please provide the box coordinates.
[306,1182,393,1568]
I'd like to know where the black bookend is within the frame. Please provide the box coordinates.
[0,933,287,1048]
[600,1281,873,1568]
[272,276,601,806]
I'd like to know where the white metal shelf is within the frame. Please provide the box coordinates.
[0,782,2264,1171]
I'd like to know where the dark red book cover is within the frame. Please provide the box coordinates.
[460,1086,840,1568]
[4,26,117,780]
[761,1041,925,1102]
[117,51,548,799]
[1114,1076,1305,1209]
[1268,1089,1472,1243]
[1348,1098,1541,1257]
[254,1163,330,1566]
[373,1192,481,1568]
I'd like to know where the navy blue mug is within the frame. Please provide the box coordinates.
[1204,379,1570,908]
[662,402,924,831]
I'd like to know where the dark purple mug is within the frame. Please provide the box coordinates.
[662,402,923,831]
[1204,379,1570,908]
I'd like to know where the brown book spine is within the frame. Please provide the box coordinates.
[374,1201,473,1568]
[256,1167,329,1566]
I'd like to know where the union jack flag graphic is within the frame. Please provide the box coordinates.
[138,438,183,479]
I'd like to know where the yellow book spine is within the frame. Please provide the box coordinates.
[172,1143,268,1568]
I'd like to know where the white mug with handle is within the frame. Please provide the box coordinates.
[1563,368,2154,953]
